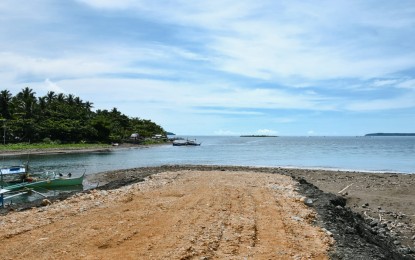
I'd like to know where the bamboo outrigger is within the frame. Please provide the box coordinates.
[1,171,85,207]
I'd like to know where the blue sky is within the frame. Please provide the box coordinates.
[1,0,415,136]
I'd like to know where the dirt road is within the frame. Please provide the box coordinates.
[0,170,331,259]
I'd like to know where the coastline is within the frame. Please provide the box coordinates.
[0,143,163,157]
[1,165,414,258]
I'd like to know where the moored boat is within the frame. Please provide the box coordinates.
[1,166,85,207]
[2,172,85,191]
[0,165,28,183]
[172,139,201,146]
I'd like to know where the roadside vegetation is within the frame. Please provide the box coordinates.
[0,88,166,146]
[0,143,111,151]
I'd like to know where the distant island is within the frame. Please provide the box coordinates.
[365,133,415,136]
[240,135,278,137]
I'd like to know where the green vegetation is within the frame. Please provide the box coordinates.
[0,143,111,151]
[0,87,166,145]
[365,133,415,136]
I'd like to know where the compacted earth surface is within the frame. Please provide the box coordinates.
[1,165,415,259]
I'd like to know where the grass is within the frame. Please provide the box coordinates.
[141,139,169,145]
[0,143,112,151]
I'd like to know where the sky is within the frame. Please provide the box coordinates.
[1,0,415,136]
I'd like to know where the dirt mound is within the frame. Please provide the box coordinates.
[0,170,331,259]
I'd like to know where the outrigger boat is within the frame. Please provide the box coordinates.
[4,172,85,191]
[0,165,28,183]
[1,168,85,207]
[0,165,27,175]
[172,139,201,146]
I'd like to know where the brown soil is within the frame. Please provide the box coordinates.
[0,170,332,259]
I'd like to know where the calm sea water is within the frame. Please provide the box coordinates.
[2,136,415,176]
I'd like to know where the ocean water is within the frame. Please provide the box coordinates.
[2,136,415,175]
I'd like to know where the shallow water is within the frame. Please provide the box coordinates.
[2,136,415,175]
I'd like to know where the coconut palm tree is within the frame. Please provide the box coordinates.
[0,89,13,119]
[16,87,37,119]
[46,91,56,104]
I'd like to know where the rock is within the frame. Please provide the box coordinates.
[291,216,303,222]
[41,199,52,206]
[321,228,333,237]
[370,220,379,227]
[304,198,313,206]
[399,247,413,255]
[379,223,387,228]
[345,226,355,234]
[378,228,386,235]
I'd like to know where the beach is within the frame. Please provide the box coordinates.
[1,165,414,259]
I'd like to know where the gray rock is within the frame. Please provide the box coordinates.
[370,220,379,227]
[304,198,313,206]
[378,228,386,234]
[362,203,369,208]
[399,247,413,255]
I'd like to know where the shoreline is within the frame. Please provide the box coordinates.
[1,145,413,174]
[0,143,168,157]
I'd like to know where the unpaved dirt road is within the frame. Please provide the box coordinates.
[0,170,331,259]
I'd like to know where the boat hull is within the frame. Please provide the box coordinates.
[3,174,84,191]
[172,139,201,146]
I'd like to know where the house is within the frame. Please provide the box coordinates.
[130,133,139,140]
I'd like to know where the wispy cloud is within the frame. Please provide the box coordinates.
[256,129,279,135]
[1,0,415,135]
[346,92,415,111]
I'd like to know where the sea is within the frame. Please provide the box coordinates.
[2,136,415,176]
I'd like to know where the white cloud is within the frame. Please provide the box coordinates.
[256,129,278,135]
[25,78,334,112]
[397,79,415,89]
[0,52,114,79]
[372,79,399,87]
[346,92,415,111]
[44,78,65,93]
[75,0,139,9]
[1,0,415,135]
[195,109,262,116]
[271,117,296,124]
[0,45,180,82]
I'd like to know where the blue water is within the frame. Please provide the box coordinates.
[2,136,415,175]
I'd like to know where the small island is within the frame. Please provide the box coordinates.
[365,133,415,136]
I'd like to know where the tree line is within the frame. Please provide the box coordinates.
[0,87,166,144]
